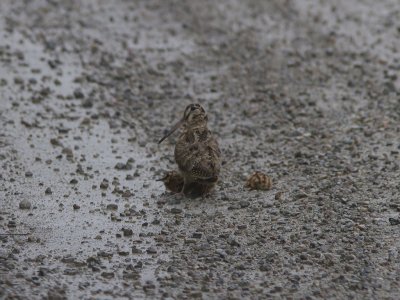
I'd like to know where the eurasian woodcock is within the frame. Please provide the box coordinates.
[158,104,221,197]
[245,171,272,190]
[157,170,184,193]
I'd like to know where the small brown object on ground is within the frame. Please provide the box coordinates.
[245,171,272,190]
[158,104,221,197]
[157,171,184,193]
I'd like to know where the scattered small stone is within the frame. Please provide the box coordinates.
[228,236,240,247]
[132,246,142,254]
[81,98,93,108]
[73,204,80,210]
[97,251,113,258]
[100,179,109,189]
[216,248,227,258]
[228,203,241,210]
[80,118,91,126]
[62,148,73,158]
[101,272,114,279]
[73,88,84,99]
[275,191,283,200]
[184,239,196,245]
[389,218,400,225]
[63,268,79,276]
[115,161,133,171]
[146,247,157,254]
[50,138,62,147]
[239,200,250,208]
[123,228,133,237]
[19,199,31,210]
[122,190,133,198]
[86,256,101,265]
[58,127,70,134]
[70,179,78,184]
[47,288,67,300]
[45,187,52,195]
[8,220,16,228]
[14,77,24,85]
[106,204,118,210]
[293,191,308,200]
[143,281,156,292]
[115,162,127,170]
[123,271,140,280]
[25,171,33,177]
[170,208,182,214]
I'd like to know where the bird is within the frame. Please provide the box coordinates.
[244,171,272,190]
[158,104,221,197]
[157,170,184,193]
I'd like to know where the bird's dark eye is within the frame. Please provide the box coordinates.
[191,106,196,111]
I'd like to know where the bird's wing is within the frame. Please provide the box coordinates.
[175,137,221,181]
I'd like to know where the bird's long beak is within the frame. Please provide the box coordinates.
[158,118,184,144]
[156,172,169,181]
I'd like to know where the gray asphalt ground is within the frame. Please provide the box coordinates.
[0,0,400,299]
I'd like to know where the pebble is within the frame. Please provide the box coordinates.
[19,199,31,209]
[389,218,400,225]
[106,204,118,210]
[216,249,227,258]
[146,247,157,254]
[115,162,132,170]
[192,232,202,239]
[123,228,133,236]
[170,208,182,214]
[64,269,79,276]
[73,89,84,99]
[275,191,283,200]
[97,251,113,258]
[100,179,109,189]
[101,272,115,279]
[228,236,240,247]
[50,138,62,147]
[47,288,67,300]
[81,98,93,108]
[239,200,250,208]
[45,187,53,195]
[114,163,124,170]
[132,246,142,254]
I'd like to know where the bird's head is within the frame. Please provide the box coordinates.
[158,103,208,144]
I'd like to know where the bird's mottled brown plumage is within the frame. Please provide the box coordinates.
[159,104,221,197]
[245,171,272,190]
[157,171,184,193]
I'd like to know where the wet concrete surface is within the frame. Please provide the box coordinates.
[0,0,400,299]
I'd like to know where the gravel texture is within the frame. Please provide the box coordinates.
[0,0,399,299]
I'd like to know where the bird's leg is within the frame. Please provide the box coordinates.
[182,181,194,197]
